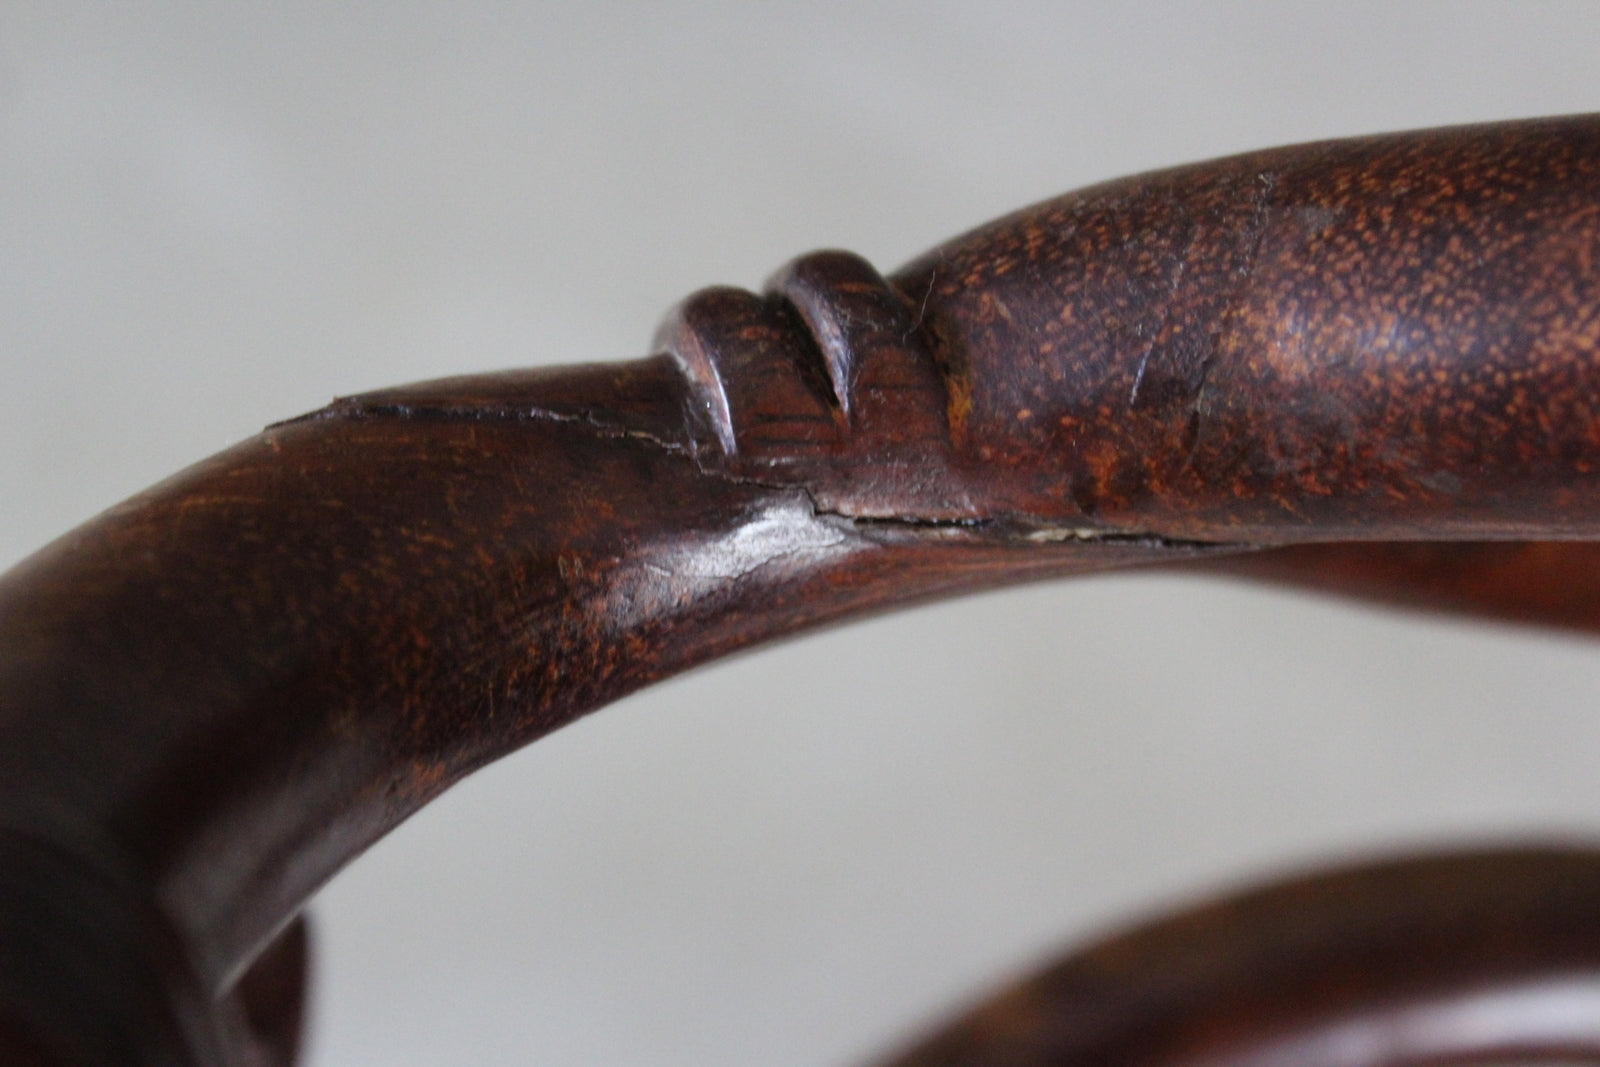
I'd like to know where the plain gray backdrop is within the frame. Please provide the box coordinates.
[7,4,1600,1065]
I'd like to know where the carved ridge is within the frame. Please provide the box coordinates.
[652,285,749,455]
[654,250,952,464]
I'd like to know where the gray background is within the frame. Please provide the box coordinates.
[6,4,1600,1065]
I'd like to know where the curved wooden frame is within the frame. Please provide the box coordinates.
[6,115,1600,1065]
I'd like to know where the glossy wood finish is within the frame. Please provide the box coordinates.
[5,116,1600,1064]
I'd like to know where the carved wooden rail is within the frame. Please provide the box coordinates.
[5,115,1600,1065]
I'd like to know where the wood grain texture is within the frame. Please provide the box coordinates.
[4,116,1600,1064]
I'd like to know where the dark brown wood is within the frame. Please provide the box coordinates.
[878,846,1600,1067]
[5,115,1600,1064]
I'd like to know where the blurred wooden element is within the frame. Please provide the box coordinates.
[1209,541,1600,633]
[879,847,1600,1067]
[6,115,1600,1064]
